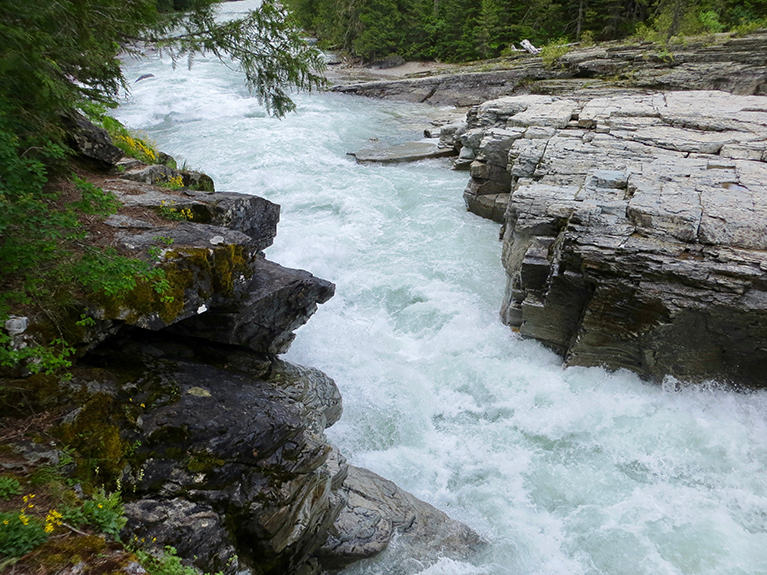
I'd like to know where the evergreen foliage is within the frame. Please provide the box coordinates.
[0,0,325,374]
[284,0,767,62]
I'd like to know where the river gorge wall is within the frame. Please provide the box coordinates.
[337,32,767,386]
[460,91,767,385]
[0,118,482,575]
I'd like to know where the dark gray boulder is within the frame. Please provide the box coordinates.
[63,111,124,165]
[167,258,335,354]
[316,466,486,572]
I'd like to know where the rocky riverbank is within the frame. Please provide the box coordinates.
[0,117,482,574]
[332,31,767,106]
[459,91,767,385]
[334,33,767,385]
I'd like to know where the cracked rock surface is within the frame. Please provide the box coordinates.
[460,90,767,384]
[316,466,486,572]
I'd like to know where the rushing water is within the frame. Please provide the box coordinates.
[115,5,767,573]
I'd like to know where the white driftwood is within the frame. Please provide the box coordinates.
[520,39,541,54]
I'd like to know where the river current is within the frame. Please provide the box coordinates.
[115,4,767,573]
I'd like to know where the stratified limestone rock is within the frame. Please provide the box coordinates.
[491,90,767,384]
[316,466,485,572]
[332,32,767,107]
[460,96,573,222]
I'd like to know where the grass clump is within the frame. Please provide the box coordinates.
[540,38,571,68]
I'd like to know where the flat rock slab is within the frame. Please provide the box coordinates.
[351,141,457,163]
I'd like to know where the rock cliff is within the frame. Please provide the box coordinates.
[458,90,767,385]
[331,31,767,385]
[1,118,482,574]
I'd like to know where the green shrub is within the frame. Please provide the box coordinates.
[63,488,126,540]
[0,511,47,557]
[731,19,767,36]
[699,10,725,33]
[579,30,595,46]
[135,546,225,575]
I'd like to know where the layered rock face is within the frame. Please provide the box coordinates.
[458,90,767,384]
[333,32,767,107]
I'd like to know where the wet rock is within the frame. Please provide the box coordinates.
[88,341,346,575]
[123,499,238,574]
[351,141,457,163]
[269,359,343,432]
[168,258,335,354]
[316,466,485,572]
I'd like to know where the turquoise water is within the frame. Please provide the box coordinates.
[116,8,767,573]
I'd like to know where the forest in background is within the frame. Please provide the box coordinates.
[284,0,767,62]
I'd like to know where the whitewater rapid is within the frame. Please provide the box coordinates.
[115,5,767,572]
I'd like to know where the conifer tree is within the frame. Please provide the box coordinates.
[0,0,325,144]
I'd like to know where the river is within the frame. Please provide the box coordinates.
[115,3,767,573]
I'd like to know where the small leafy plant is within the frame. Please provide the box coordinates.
[540,38,571,68]
[0,510,47,557]
[0,494,57,557]
[0,476,21,500]
[162,175,184,190]
[63,488,126,540]
[158,200,193,221]
[134,545,224,575]
[80,102,159,164]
